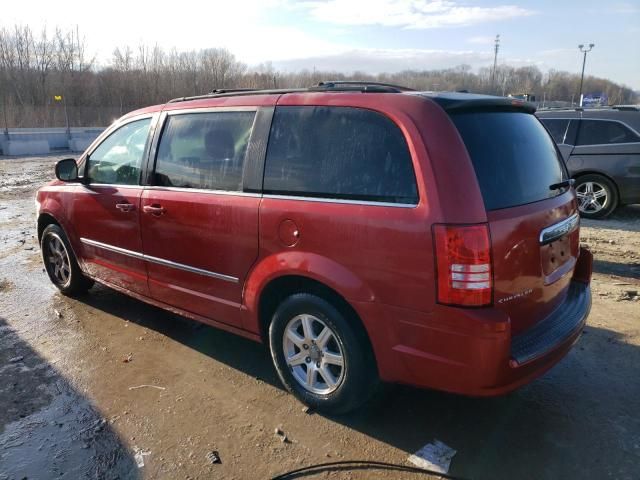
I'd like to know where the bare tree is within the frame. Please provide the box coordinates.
[0,23,636,128]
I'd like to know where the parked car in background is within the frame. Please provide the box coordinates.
[537,106,640,218]
[36,85,592,413]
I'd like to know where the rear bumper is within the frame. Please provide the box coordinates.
[511,281,590,366]
[355,278,591,397]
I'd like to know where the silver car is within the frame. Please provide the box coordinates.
[537,107,640,218]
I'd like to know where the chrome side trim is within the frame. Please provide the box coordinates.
[80,238,144,259]
[82,184,142,190]
[79,238,239,283]
[143,254,238,283]
[144,186,261,197]
[539,213,580,245]
[263,194,418,209]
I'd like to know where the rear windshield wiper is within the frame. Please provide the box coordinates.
[549,179,575,191]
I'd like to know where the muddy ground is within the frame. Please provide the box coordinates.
[1,155,639,480]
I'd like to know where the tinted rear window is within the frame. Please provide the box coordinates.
[264,106,418,204]
[451,112,566,210]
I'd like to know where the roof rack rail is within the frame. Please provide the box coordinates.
[208,88,257,94]
[167,88,306,103]
[166,81,413,103]
[313,81,413,93]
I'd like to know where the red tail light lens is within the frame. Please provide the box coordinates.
[434,224,493,307]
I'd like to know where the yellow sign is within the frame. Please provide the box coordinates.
[54,95,62,101]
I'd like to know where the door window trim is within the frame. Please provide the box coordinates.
[263,193,419,209]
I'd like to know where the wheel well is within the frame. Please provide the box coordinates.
[572,171,620,198]
[37,214,60,242]
[258,275,375,359]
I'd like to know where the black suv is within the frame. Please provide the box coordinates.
[537,107,640,218]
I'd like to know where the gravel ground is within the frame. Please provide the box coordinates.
[1,155,639,480]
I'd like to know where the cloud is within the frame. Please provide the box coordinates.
[267,47,573,77]
[271,48,494,73]
[301,0,536,29]
[467,35,496,45]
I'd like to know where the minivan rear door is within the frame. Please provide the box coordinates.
[450,110,580,335]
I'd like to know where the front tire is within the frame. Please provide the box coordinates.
[268,293,377,414]
[41,224,94,295]
[575,174,618,219]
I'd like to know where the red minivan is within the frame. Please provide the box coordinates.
[36,83,592,413]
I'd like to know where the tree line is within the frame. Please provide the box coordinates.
[0,25,636,128]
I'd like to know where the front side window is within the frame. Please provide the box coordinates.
[154,111,256,191]
[576,119,640,146]
[263,106,418,204]
[87,118,151,185]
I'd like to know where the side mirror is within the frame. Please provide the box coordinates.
[55,158,80,182]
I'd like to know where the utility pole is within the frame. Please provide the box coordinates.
[2,95,9,140]
[578,43,594,107]
[491,34,500,94]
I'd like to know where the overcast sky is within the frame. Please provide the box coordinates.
[3,0,639,89]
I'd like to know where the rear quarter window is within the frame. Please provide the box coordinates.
[451,112,566,211]
[576,119,640,145]
[263,106,418,204]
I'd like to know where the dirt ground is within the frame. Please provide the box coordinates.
[1,155,639,480]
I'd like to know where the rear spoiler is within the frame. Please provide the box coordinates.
[413,92,537,114]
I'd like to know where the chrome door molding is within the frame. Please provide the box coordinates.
[80,237,239,283]
[263,193,418,208]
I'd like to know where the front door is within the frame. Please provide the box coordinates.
[140,109,260,327]
[72,116,153,295]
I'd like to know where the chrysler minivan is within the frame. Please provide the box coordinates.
[36,83,592,413]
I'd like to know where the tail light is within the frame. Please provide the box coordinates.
[433,224,493,307]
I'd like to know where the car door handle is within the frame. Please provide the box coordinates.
[115,203,135,212]
[143,204,166,216]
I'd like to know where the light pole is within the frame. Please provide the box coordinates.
[578,43,594,107]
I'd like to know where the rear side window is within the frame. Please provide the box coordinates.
[576,119,640,146]
[540,118,570,144]
[451,112,566,211]
[154,111,256,191]
[264,106,418,204]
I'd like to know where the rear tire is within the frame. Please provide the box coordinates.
[575,174,618,219]
[41,224,94,296]
[268,293,378,414]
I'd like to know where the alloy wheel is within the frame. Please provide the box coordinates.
[576,181,608,214]
[283,314,345,395]
[45,233,72,287]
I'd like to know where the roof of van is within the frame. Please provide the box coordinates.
[119,85,536,122]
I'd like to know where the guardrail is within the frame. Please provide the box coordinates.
[1,127,105,156]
